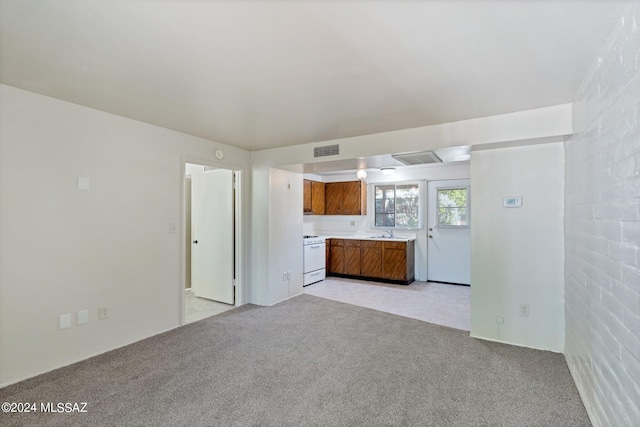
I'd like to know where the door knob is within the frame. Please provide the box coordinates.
[193,240,198,244]
[428,235,433,238]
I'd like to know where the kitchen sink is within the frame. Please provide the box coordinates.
[368,235,405,239]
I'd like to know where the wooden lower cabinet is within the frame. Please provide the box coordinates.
[344,240,361,275]
[325,239,331,272]
[329,239,345,274]
[328,238,414,284]
[361,241,383,278]
[383,242,408,280]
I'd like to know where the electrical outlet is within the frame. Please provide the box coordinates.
[519,304,530,317]
[350,220,355,226]
[495,316,504,324]
[168,223,177,234]
[98,306,109,320]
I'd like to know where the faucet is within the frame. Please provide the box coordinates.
[384,230,394,238]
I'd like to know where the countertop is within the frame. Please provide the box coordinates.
[321,235,416,242]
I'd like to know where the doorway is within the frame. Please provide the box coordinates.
[183,162,239,324]
[427,179,471,285]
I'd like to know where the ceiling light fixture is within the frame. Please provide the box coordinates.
[356,169,368,180]
[380,167,396,176]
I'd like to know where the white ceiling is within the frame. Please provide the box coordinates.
[0,0,627,151]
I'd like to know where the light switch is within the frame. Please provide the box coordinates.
[78,177,90,191]
[59,313,71,329]
[77,309,89,325]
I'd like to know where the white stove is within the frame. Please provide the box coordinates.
[303,236,326,286]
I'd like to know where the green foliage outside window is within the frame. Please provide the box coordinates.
[437,188,468,226]
[375,183,420,228]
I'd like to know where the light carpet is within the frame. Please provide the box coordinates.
[0,294,589,426]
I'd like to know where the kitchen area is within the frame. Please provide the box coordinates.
[300,159,471,331]
[302,175,416,287]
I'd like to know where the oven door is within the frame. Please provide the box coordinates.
[303,242,326,273]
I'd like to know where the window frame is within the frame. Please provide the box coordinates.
[435,185,470,228]
[371,180,425,230]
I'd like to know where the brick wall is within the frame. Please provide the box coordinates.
[565,2,640,426]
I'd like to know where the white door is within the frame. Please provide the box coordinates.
[427,179,471,285]
[191,166,235,304]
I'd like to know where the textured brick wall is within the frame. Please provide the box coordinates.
[565,2,640,426]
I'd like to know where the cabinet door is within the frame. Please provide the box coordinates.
[325,181,365,215]
[303,180,312,212]
[341,181,362,215]
[325,183,342,215]
[361,241,383,278]
[325,241,331,272]
[344,240,361,275]
[311,181,325,215]
[330,239,345,274]
[383,242,407,280]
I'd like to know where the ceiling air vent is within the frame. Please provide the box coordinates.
[392,151,442,165]
[314,144,340,158]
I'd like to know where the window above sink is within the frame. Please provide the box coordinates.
[373,181,424,230]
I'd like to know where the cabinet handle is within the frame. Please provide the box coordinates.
[310,245,321,249]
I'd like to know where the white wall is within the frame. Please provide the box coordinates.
[251,104,572,169]
[470,142,565,352]
[0,85,251,386]
[250,165,303,306]
[304,163,470,280]
[269,168,304,304]
[564,2,640,425]
[250,166,270,305]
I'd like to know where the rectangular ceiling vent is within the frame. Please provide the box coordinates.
[392,151,442,165]
[314,144,340,158]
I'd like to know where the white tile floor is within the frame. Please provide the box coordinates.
[304,277,471,331]
[184,289,235,324]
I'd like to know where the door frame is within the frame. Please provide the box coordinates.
[179,157,245,325]
[426,178,471,285]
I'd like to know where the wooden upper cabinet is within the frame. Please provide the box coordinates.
[311,181,325,215]
[325,181,367,215]
[303,179,325,214]
[303,180,312,212]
